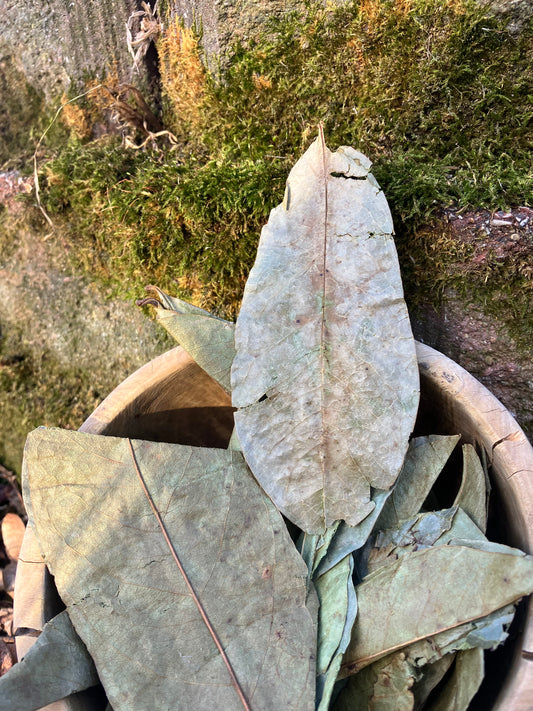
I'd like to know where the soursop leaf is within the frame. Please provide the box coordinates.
[25,427,317,711]
[315,554,357,711]
[377,435,461,531]
[231,131,419,534]
[341,544,533,676]
[453,444,490,533]
[142,285,235,393]
[0,610,99,711]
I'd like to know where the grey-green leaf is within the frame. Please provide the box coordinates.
[315,489,391,577]
[0,610,99,711]
[231,133,419,533]
[148,287,235,392]
[341,545,533,675]
[25,427,317,711]
[333,651,417,711]
[316,555,354,676]
[367,508,457,574]
[378,435,460,531]
[453,444,489,532]
[412,654,455,710]
[427,648,484,711]
[316,555,357,711]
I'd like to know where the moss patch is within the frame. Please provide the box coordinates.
[0,331,100,474]
[27,0,533,328]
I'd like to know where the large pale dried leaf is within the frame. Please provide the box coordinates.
[428,647,484,711]
[453,444,489,533]
[148,287,235,393]
[1,513,25,561]
[0,610,99,711]
[231,133,419,533]
[341,544,533,675]
[26,427,317,711]
[378,435,460,530]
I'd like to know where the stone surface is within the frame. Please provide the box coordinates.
[413,297,533,443]
[0,0,140,101]
[0,173,170,474]
[411,207,533,444]
[170,0,306,69]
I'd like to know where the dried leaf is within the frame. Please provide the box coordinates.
[25,427,317,711]
[314,489,391,577]
[367,508,457,574]
[147,287,235,393]
[427,648,484,711]
[333,651,417,711]
[13,520,65,661]
[453,444,489,533]
[0,638,16,676]
[232,132,419,533]
[1,513,25,561]
[299,522,341,579]
[2,560,16,598]
[0,610,99,711]
[400,603,515,667]
[315,555,357,711]
[412,654,455,710]
[316,555,354,674]
[341,544,533,675]
[378,435,460,531]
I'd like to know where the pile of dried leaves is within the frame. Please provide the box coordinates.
[1,133,532,710]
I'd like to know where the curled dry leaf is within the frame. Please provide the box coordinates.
[453,444,489,533]
[143,286,236,393]
[427,647,484,711]
[232,131,419,534]
[1,513,25,561]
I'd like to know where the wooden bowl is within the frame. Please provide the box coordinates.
[14,343,533,709]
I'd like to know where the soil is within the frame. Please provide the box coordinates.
[411,206,533,441]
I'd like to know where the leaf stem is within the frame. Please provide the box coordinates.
[127,439,252,711]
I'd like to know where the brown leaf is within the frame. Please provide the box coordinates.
[1,513,25,561]
[2,561,17,598]
[0,638,16,676]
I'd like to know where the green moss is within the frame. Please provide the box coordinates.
[32,0,532,329]
[0,328,102,475]
[0,54,44,167]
